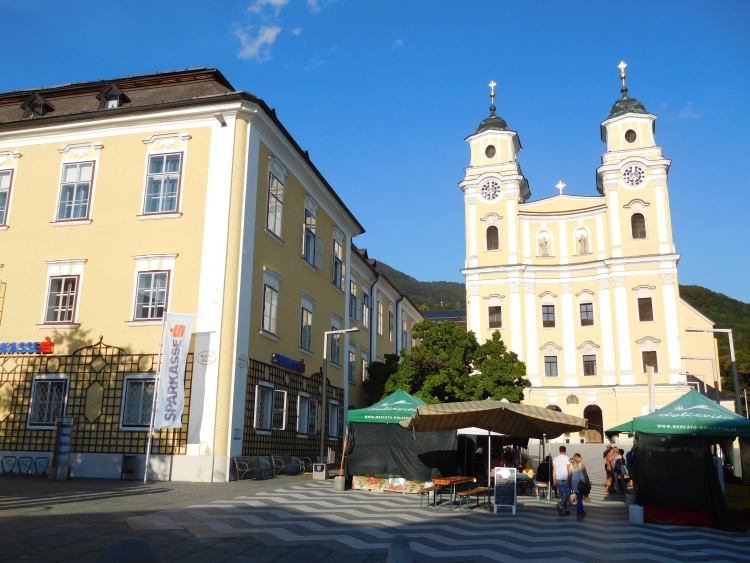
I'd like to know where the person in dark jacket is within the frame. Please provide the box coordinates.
[534,455,551,500]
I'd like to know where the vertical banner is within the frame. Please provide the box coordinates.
[154,313,196,429]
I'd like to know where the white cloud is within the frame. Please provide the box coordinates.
[292,27,303,35]
[391,39,404,50]
[307,0,321,13]
[676,102,701,119]
[248,0,289,15]
[236,25,283,61]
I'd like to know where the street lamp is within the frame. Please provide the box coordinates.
[681,356,718,402]
[686,327,741,414]
[320,327,359,463]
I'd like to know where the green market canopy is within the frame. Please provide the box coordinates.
[348,389,427,424]
[606,389,750,437]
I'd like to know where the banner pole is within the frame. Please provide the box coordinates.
[144,317,167,484]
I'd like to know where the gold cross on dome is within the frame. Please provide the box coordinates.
[618,61,627,73]
[555,180,566,195]
[489,80,497,94]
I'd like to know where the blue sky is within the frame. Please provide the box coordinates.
[3,1,749,302]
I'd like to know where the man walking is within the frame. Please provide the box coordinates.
[552,445,572,516]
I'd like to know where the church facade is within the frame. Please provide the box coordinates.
[461,66,722,441]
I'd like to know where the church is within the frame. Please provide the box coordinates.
[461,64,723,441]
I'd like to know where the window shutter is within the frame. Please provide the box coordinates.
[314,237,324,269]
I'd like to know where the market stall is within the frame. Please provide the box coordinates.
[606,389,750,532]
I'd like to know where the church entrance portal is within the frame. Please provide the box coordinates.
[583,405,603,443]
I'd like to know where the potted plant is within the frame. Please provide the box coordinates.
[564,432,570,444]
[579,430,585,443]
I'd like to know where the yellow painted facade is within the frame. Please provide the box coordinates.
[461,73,722,439]
[0,69,406,480]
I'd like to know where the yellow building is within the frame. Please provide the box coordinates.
[0,68,416,481]
[461,66,723,441]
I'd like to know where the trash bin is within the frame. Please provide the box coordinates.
[49,416,75,480]
[313,463,330,480]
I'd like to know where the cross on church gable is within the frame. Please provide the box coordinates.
[555,181,566,195]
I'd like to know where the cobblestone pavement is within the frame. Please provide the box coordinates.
[1,475,749,562]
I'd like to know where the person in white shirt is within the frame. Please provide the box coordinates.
[552,445,572,516]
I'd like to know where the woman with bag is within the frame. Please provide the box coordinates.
[571,453,591,520]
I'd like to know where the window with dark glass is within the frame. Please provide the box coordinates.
[28,378,68,427]
[489,306,502,328]
[631,213,647,239]
[542,304,555,328]
[638,297,654,322]
[642,351,658,373]
[266,174,284,238]
[580,302,594,326]
[486,225,499,250]
[122,378,155,428]
[583,355,597,376]
[544,356,558,377]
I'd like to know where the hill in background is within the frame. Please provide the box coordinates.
[377,263,750,355]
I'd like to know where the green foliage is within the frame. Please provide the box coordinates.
[362,354,400,405]
[384,320,530,404]
[720,348,750,402]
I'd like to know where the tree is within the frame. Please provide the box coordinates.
[721,349,750,415]
[384,320,530,404]
[362,354,400,405]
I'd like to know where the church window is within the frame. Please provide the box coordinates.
[488,306,502,329]
[637,297,654,322]
[583,355,597,376]
[642,351,658,374]
[485,145,496,158]
[625,129,637,143]
[486,225,499,251]
[631,213,647,239]
[542,305,555,328]
[580,303,594,326]
[544,356,558,377]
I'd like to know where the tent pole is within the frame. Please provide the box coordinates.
[487,429,491,488]
[544,433,550,503]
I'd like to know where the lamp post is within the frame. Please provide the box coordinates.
[320,327,359,464]
[681,355,718,402]
[686,327,741,414]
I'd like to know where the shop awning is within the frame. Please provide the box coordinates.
[605,389,750,437]
[399,399,586,440]
[348,389,427,424]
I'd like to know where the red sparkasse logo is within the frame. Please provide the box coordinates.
[171,324,186,338]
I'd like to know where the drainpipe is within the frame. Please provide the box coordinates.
[368,274,379,364]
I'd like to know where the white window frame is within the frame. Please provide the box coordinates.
[362,292,370,329]
[261,268,282,337]
[330,315,342,365]
[273,389,288,431]
[348,345,357,384]
[332,239,345,290]
[0,150,20,228]
[300,294,314,352]
[27,375,70,429]
[54,161,96,222]
[0,168,10,226]
[401,317,408,350]
[544,355,559,377]
[139,133,190,218]
[142,152,184,215]
[377,299,384,336]
[133,271,170,321]
[128,254,177,326]
[253,382,275,433]
[388,304,395,344]
[361,352,369,382]
[40,259,86,328]
[43,275,80,325]
[120,374,156,430]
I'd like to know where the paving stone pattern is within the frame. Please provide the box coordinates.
[1,474,748,562]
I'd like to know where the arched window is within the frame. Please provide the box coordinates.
[631,213,647,239]
[486,225,499,250]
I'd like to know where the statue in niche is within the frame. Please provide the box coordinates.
[539,237,549,257]
[578,233,589,255]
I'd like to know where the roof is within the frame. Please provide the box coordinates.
[607,90,649,120]
[679,297,716,327]
[0,67,364,234]
[348,389,427,424]
[474,108,509,134]
[606,389,750,437]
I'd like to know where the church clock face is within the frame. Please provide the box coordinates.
[623,165,645,186]
[481,180,500,201]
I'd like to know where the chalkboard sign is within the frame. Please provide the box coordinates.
[493,467,517,515]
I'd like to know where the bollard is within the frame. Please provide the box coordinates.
[49,416,75,480]
[334,475,347,491]
[386,535,413,563]
[628,504,644,525]
[96,538,160,563]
